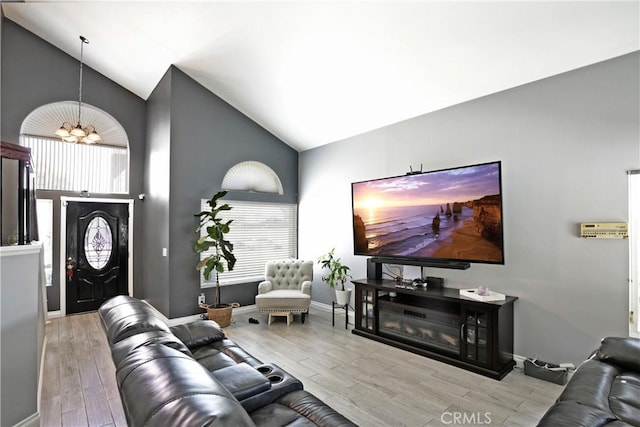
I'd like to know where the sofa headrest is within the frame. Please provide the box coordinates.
[596,337,640,372]
[116,344,255,427]
[98,296,171,345]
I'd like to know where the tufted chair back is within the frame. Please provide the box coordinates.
[265,259,313,291]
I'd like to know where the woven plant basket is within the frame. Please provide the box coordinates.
[202,303,240,327]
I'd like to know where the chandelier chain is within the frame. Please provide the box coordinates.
[78,36,88,126]
[54,35,101,144]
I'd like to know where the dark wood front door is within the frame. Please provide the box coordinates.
[66,201,129,314]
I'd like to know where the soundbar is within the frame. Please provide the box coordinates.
[369,257,470,270]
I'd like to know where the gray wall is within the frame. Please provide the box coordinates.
[142,68,172,315]
[144,66,298,318]
[1,19,147,311]
[2,20,298,318]
[299,52,640,364]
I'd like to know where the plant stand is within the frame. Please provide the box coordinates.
[332,301,349,329]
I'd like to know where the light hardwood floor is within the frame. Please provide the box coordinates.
[40,308,563,426]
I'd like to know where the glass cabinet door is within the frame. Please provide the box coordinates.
[463,308,490,366]
[356,286,376,332]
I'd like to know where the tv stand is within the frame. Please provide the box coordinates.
[369,257,470,270]
[352,278,517,380]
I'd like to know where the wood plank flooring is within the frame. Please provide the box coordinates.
[40,309,563,426]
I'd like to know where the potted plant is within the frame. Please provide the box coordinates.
[194,190,238,326]
[318,248,352,305]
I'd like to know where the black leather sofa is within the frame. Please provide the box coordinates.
[98,295,356,427]
[537,337,640,426]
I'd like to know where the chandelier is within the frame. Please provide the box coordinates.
[54,36,101,144]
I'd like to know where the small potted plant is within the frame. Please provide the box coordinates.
[318,248,352,305]
[194,190,238,326]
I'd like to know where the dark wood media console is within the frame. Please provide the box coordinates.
[352,278,517,380]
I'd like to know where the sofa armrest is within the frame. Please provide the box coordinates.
[258,281,273,294]
[301,281,312,296]
[212,363,271,401]
[596,337,640,372]
[170,320,225,350]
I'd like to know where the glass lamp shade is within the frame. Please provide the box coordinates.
[63,135,78,143]
[86,130,101,142]
[55,126,71,138]
[70,124,86,137]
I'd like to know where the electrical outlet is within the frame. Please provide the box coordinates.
[198,293,205,305]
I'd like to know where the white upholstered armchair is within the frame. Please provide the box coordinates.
[255,259,312,324]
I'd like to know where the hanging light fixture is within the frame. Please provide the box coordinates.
[54,36,101,144]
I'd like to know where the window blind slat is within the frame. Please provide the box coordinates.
[199,199,297,286]
[21,135,129,193]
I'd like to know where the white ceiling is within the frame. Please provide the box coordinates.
[3,1,639,152]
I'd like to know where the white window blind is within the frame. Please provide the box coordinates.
[629,171,640,336]
[199,199,297,287]
[21,135,129,193]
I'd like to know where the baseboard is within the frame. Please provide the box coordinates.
[37,336,47,415]
[47,310,62,320]
[513,353,526,369]
[162,304,259,326]
[310,301,355,325]
[234,304,258,315]
[13,412,39,427]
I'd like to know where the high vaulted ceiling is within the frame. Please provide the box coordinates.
[3,1,639,152]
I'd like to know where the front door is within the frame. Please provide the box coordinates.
[66,201,129,314]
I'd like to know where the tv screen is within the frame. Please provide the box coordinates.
[352,161,504,265]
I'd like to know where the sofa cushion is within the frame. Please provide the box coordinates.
[255,290,311,311]
[597,337,640,372]
[537,401,619,427]
[608,373,640,426]
[116,343,255,427]
[171,320,226,349]
[251,390,357,427]
[191,346,240,372]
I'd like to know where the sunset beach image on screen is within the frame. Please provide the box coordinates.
[351,161,504,264]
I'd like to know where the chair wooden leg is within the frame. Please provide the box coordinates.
[301,312,306,324]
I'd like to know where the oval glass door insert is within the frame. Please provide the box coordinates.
[84,216,113,270]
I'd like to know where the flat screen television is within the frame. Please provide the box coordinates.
[351,161,504,267]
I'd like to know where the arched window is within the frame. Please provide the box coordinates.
[20,101,129,194]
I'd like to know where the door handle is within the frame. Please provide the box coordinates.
[66,257,75,281]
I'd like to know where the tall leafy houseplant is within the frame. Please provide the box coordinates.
[318,248,351,291]
[194,191,237,308]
